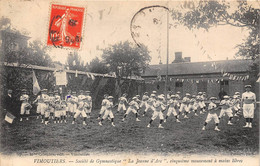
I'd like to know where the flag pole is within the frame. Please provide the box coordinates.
[165,2,169,104]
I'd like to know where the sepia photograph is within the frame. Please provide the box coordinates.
[0,0,259,166]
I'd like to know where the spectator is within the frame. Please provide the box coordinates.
[4,90,15,114]
[218,88,227,100]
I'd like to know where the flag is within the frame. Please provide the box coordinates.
[5,112,16,124]
[229,75,233,80]
[75,70,78,77]
[256,77,260,82]
[90,74,95,80]
[33,70,41,95]
[112,72,116,78]
[86,72,90,78]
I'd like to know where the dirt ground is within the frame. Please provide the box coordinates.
[0,105,259,156]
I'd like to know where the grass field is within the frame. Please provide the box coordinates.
[0,105,259,156]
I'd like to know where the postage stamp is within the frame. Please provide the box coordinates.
[47,4,85,49]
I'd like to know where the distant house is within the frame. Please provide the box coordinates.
[142,52,257,99]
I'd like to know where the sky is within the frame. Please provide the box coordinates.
[1,0,257,65]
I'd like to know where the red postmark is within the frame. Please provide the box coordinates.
[47,4,85,49]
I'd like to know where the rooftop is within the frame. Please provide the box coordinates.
[142,59,253,77]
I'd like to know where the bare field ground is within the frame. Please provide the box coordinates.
[0,105,258,156]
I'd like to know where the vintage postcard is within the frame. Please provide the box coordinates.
[0,0,259,166]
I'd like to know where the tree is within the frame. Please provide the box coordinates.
[3,40,53,67]
[172,1,259,59]
[66,51,87,71]
[0,16,11,30]
[87,57,109,74]
[27,40,53,66]
[102,41,151,96]
[171,0,259,79]
[1,16,52,67]
[0,16,54,104]
[102,41,151,78]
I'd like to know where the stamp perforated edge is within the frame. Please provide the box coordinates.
[45,1,88,51]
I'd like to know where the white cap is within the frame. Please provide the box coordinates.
[190,98,195,102]
[171,95,176,98]
[158,96,164,100]
[196,96,202,100]
[150,94,156,97]
[210,97,217,100]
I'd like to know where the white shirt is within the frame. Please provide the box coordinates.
[78,101,85,111]
[219,100,231,109]
[78,95,86,102]
[36,94,49,103]
[20,94,29,103]
[142,95,149,101]
[119,97,127,104]
[101,98,108,106]
[242,91,256,104]
[129,100,139,109]
[182,97,190,104]
[54,95,61,102]
[153,100,162,112]
[71,96,78,104]
[147,97,156,105]
[208,102,217,113]
[106,101,113,110]
[85,96,92,107]
[168,99,178,108]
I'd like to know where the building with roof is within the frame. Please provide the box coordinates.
[0,29,30,55]
[142,52,257,99]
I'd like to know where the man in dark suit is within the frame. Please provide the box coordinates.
[4,89,15,116]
